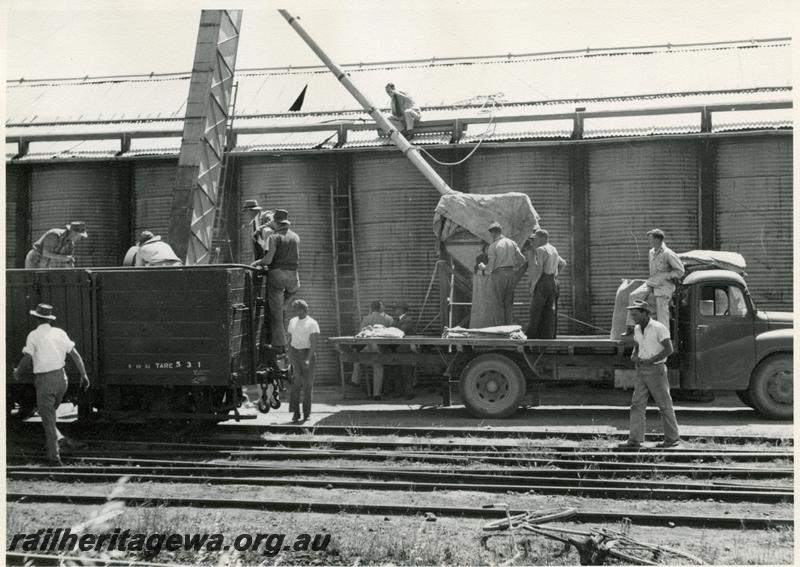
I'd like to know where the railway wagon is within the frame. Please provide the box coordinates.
[6,265,268,421]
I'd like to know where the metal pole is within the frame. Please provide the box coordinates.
[279,10,456,197]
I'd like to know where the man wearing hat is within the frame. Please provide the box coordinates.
[24,222,88,269]
[619,299,680,449]
[626,228,685,329]
[477,221,525,325]
[12,304,90,465]
[252,209,301,350]
[134,231,183,267]
[524,228,567,339]
[241,199,273,262]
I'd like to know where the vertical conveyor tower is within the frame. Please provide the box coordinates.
[169,10,242,264]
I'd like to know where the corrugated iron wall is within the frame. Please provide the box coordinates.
[588,140,699,329]
[6,165,24,268]
[238,155,339,384]
[715,136,793,312]
[464,147,573,333]
[133,160,178,243]
[350,152,450,335]
[30,163,125,267]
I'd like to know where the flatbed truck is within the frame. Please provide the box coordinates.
[331,269,793,420]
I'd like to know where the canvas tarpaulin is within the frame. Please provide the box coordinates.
[432,191,540,245]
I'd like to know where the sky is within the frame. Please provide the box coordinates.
[3,0,796,81]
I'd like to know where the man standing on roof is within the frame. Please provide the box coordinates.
[13,303,90,466]
[525,229,567,339]
[478,221,526,326]
[618,300,680,449]
[385,83,421,139]
[627,229,685,329]
[252,209,300,351]
[25,222,88,269]
[135,231,183,267]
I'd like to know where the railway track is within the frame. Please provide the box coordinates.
[7,491,791,529]
[8,466,792,503]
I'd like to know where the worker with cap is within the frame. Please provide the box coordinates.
[286,299,320,423]
[25,222,88,269]
[525,228,567,339]
[618,299,680,449]
[12,303,90,465]
[385,83,421,139]
[252,209,301,350]
[626,228,685,330]
[134,231,183,267]
[478,221,525,326]
[241,199,273,262]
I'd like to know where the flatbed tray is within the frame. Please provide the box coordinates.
[329,335,626,349]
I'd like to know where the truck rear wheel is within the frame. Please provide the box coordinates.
[748,354,793,420]
[459,353,525,418]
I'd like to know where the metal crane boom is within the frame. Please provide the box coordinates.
[279,9,455,197]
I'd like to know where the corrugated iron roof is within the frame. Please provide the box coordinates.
[711,107,793,133]
[126,136,183,157]
[583,113,700,139]
[16,139,121,161]
[7,40,792,125]
[461,119,573,142]
[233,131,338,152]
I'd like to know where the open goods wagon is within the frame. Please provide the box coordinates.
[6,265,272,422]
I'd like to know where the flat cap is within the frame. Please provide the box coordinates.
[488,221,503,232]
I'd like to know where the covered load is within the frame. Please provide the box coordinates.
[433,192,540,328]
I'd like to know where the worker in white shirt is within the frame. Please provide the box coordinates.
[525,229,567,339]
[618,300,680,449]
[626,228,685,329]
[286,299,320,423]
[13,303,90,465]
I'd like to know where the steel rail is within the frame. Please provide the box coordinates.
[6,491,791,529]
[5,551,192,567]
[8,445,788,464]
[21,422,793,445]
[7,449,790,469]
[10,436,792,457]
[8,470,791,503]
[9,462,792,480]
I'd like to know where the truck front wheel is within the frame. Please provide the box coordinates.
[748,354,793,420]
[459,353,525,418]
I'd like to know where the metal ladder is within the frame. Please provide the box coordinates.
[329,170,361,393]
[210,81,240,263]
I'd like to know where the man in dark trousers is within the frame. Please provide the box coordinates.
[252,209,300,351]
[13,304,90,465]
[392,301,417,400]
[525,229,567,338]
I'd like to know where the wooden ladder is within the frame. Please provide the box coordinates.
[329,166,361,395]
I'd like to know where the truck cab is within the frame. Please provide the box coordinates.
[674,269,793,419]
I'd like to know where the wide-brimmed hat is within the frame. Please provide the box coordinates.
[488,221,502,232]
[242,199,262,211]
[274,209,290,225]
[30,303,57,320]
[626,299,655,314]
[138,230,155,245]
[67,221,88,238]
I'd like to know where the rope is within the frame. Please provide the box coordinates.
[416,93,504,167]
[558,312,612,334]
